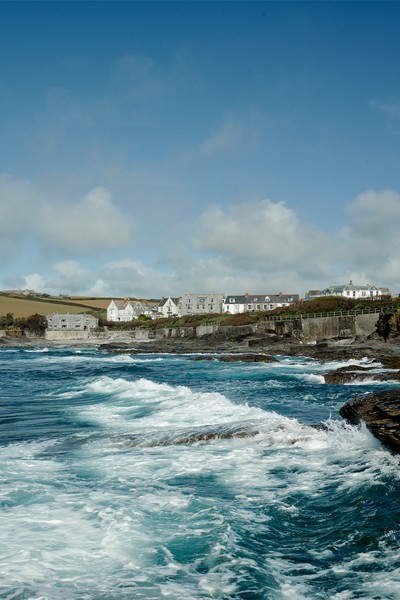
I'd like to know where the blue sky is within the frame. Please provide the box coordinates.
[1,0,400,297]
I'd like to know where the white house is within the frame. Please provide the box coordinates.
[307,282,388,300]
[223,293,299,314]
[158,297,180,318]
[107,299,158,322]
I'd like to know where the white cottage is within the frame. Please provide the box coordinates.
[107,299,158,322]
[158,297,180,318]
[307,283,387,300]
[223,293,299,314]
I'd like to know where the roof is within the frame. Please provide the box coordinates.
[320,284,379,294]
[158,297,180,307]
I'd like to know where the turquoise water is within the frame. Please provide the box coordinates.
[1,347,400,599]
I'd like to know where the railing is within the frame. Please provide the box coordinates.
[156,304,400,329]
[263,304,400,323]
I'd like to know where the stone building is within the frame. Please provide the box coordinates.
[179,293,224,316]
[46,313,99,330]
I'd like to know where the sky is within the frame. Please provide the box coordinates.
[1,0,400,298]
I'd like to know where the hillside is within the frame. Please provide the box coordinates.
[0,295,103,318]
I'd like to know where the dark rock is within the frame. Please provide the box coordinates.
[190,354,277,363]
[99,343,140,354]
[380,356,400,369]
[372,310,400,341]
[324,365,400,384]
[340,389,400,453]
[123,422,260,447]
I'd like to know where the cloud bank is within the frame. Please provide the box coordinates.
[1,173,399,297]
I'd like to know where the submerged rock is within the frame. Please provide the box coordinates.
[122,422,261,447]
[340,389,400,453]
[190,354,277,363]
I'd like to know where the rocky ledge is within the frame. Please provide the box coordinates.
[324,364,400,384]
[340,389,400,453]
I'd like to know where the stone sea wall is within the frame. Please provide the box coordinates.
[42,312,380,344]
[263,312,378,341]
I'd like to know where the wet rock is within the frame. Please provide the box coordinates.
[339,389,400,453]
[190,354,277,363]
[123,422,261,447]
[98,343,140,354]
[324,365,400,384]
[373,310,400,341]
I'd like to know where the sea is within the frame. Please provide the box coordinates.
[1,346,400,600]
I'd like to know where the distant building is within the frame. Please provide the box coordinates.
[158,297,180,318]
[46,313,99,330]
[179,293,224,316]
[306,282,388,300]
[107,299,158,322]
[223,293,299,314]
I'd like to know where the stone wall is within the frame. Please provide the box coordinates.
[263,312,378,341]
[46,330,90,341]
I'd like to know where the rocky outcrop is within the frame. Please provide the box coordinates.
[324,364,400,384]
[372,310,400,341]
[340,389,400,453]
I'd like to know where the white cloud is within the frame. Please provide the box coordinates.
[0,175,133,260]
[98,258,178,298]
[111,54,166,103]
[2,180,400,298]
[0,174,39,255]
[45,261,97,294]
[40,187,133,255]
[370,100,400,120]
[193,199,335,272]
[183,116,243,161]
[340,190,400,284]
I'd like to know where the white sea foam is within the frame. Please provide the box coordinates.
[293,373,326,384]
[344,378,400,386]
[3,351,400,599]
[74,376,271,432]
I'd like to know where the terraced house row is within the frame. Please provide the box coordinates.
[106,292,299,322]
[105,281,391,322]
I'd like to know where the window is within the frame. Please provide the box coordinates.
[247,304,252,310]
[263,304,267,310]
[256,304,260,310]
